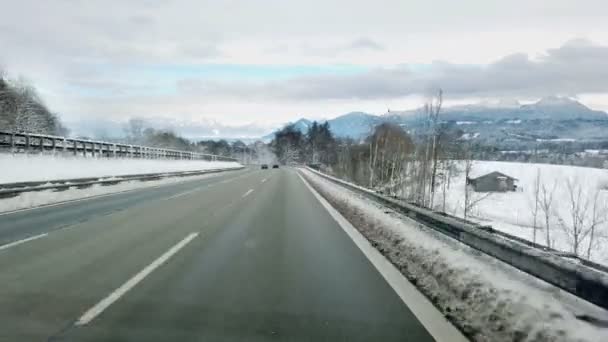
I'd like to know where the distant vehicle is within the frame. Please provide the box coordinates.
[261,164,269,169]
[272,164,279,169]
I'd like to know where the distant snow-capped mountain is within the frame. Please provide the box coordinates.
[385,96,607,123]
[68,97,608,143]
[265,97,608,142]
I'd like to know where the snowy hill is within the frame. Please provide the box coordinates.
[519,96,606,120]
[388,96,608,122]
[324,112,381,139]
[262,112,380,141]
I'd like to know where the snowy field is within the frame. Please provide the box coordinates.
[0,154,242,184]
[302,169,608,342]
[438,161,608,265]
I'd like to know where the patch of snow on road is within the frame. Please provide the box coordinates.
[0,154,241,184]
[302,168,608,342]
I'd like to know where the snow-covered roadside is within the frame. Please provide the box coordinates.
[0,154,241,184]
[301,168,608,342]
[0,171,235,214]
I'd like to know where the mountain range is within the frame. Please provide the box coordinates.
[265,97,608,147]
[67,96,608,147]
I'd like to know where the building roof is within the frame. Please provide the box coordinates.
[469,171,518,181]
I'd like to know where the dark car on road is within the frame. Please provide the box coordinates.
[272,164,279,169]
[261,164,269,169]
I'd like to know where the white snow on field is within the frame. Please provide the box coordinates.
[439,161,608,265]
[0,154,241,184]
[302,168,608,342]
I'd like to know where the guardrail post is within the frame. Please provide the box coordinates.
[91,143,96,157]
[62,138,67,154]
[73,140,77,156]
[51,137,56,154]
[112,144,117,158]
[10,133,15,152]
[24,134,30,153]
[39,137,44,153]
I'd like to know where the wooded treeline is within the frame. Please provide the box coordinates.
[0,70,68,135]
[270,90,470,209]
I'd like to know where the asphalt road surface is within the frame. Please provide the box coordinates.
[0,168,440,341]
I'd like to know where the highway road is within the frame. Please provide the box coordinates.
[0,167,447,341]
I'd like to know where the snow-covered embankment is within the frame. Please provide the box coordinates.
[0,154,241,183]
[0,154,242,213]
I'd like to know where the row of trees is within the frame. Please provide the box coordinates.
[124,118,193,151]
[529,170,608,259]
[269,91,467,214]
[332,90,470,213]
[270,121,337,165]
[0,70,68,135]
[124,118,249,157]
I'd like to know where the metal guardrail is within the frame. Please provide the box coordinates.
[0,130,237,162]
[0,167,244,199]
[303,167,608,311]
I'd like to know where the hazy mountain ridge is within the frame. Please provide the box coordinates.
[269,97,608,146]
[68,117,276,141]
[67,97,608,145]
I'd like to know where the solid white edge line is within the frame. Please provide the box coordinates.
[241,189,254,198]
[75,232,199,326]
[0,233,49,251]
[296,171,468,342]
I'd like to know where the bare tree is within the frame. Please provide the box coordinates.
[438,159,458,212]
[529,168,541,243]
[558,178,593,256]
[462,150,491,220]
[428,89,443,208]
[125,118,146,144]
[586,190,608,259]
[539,180,557,248]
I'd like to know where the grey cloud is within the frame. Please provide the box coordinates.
[347,37,384,51]
[180,43,223,59]
[179,39,608,101]
[129,15,155,26]
[300,37,385,57]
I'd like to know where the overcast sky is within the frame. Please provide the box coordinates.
[1,0,608,133]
